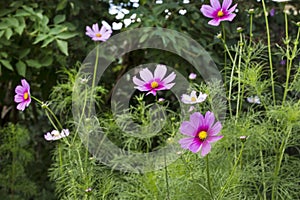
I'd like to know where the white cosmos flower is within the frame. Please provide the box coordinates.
[181,91,207,104]
[44,129,70,141]
[247,95,261,104]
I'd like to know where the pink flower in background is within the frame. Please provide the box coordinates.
[44,129,70,141]
[179,111,223,157]
[14,79,31,111]
[86,21,112,41]
[133,64,176,96]
[200,0,237,26]
[188,73,197,80]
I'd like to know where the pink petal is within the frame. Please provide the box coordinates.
[181,94,192,104]
[139,68,153,82]
[204,111,215,129]
[227,3,237,13]
[15,85,25,94]
[180,121,197,136]
[200,5,215,18]
[208,18,221,26]
[206,135,223,143]
[201,141,211,156]
[154,65,167,80]
[92,23,99,32]
[16,102,26,111]
[222,0,232,11]
[222,13,236,22]
[162,72,176,84]
[210,0,221,9]
[21,79,30,90]
[134,85,150,92]
[208,121,222,136]
[179,137,194,149]
[190,112,202,130]
[162,83,175,90]
[146,90,157,96]
[189,138,202,153]
[14,94,24,103]
[133,76,146,86]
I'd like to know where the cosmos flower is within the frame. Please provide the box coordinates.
[132,64,176,96]
[178,111,223,156]
[181,91,207,104]
[188,73,197,80]
[14,79,31,111]
[200,0,238,26]
[270,8,276,16]
[44,129,70,141]
[246,95,261,104]
[85,21,112,41]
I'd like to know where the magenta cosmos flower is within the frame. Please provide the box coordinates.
[200,0,237,26]
[133,64,176,96]
[85,22,112,41]
[14,79,31,111]
[179,111,223,157]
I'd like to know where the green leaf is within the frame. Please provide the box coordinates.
[41,37,55,47]
[0,22,8,29]
[40,56,53,66]
[15,9,30,17]
[54,14,66,24]
[5,17,19,27]
[56,39,68,56]
[19,48,30,59]
[56,0,68,11]
[55,32,77,40]
[5,28,13,40]
[15,17,26,35]
[16,61,26,76]
[49,26,67,35]
[0,59,13,71]
[0,30,5,37]
[34,34,49,44]
[26,59,42,68]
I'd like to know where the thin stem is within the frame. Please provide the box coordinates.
[249,13,253,45]
[260,145,267,200]
[164,151,170,200]
[271,126,292,200]
[235,33,243,121]
[222,23,227,84]
[206,155,214,199]
[261,0,276,105]
[218,142,244,200]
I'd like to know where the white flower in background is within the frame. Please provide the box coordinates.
[247,95,261,104]
[272,0,291,2]
[181,91,207,104]
[188,106,195,112]
[44,129,70,141]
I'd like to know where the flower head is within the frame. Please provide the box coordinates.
[14,79,31,111]
[44,129,70,141]
[270,8,276,17]
[188,73,197,80]
[247,95,261,104]
[86,21,112,41]
[133,64,176,96]
[200,0,238,26]
[181,91,207,104]
[179,111,223,156]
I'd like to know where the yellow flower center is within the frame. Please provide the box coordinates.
[198,131,207,140]
[217,10,224,17]
[23,92,29,100]
[151,81,159,88]
[96,33,102,37]
[191,97,197,102]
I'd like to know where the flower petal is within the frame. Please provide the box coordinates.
[21,79,30,90]
[179,137,194,149]
[206,135,223,143]
[201,141,211,156]
[210,0,221,9]
[16,102,26,111]
[204,111,215,129]
[222,0,232,11]
[181,94,192,104]
[180,121,197,136]
[200,5,215,18]
[189,138,202,153]
[162,72,176,84]
[154,65,167,80]
[139,68,153,82]
[133,76,146,86]
[208,18,221,26]
[208,121,222,136]
[222,13,236,22]
[190,112,203,130]
[227,3,237,13]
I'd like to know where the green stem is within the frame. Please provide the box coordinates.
[222,23,227,84]
[271,126,292,200]
[206,155,214,199]
[249,13,253,45]
[261,0,276,105]
[260,145,267,200]
[235,33,243,121]
[218,142,244,200]
[165,151,170,200]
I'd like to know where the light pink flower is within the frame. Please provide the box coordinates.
[200,0,237,26]
[44,129,69,141]
[86,21,112,41]
[132,64,176,96]
[189,73,197,80]
[178,111,223,156]
[14,79,31,111]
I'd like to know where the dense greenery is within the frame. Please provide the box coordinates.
[1,0,300,199]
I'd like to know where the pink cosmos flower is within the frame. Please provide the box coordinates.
[14,79,31,111]
[178,111,223,156]
[188,73,197,80]
[200,0,238,26]
[44,129,69,141]
[132,64,176,96]
[85,22,112,41]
